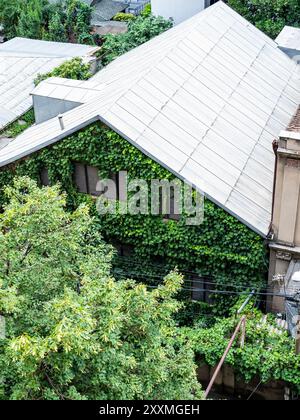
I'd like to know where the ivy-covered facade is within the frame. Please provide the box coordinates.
[0,122,268,309]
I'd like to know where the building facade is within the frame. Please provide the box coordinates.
[151,0,223,25]
[1,2,300,314]
[268,110,300,314]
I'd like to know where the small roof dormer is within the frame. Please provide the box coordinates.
[276,26,300,61]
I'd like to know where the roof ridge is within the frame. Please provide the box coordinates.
[97,1,220,117]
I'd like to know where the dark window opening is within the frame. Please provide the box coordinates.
[160,186,181,221]
[191,276,215,304]
[74,163,101,196]
[40,168,50,186]
[113,243,134,257]
[74,163,121,199]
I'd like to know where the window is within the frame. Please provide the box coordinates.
[112,242,134,257]
[40,168,50,186]
[73,163,121,200]
[74,163,101,196]
[160,186,181,221]
[191,276,215,303]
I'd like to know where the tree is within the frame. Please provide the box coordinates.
[64,0,94,44]
[0,0,21,39]
[16,0,45,39]
[0,178,203,400]
[44,11,67,42]
[228,0,300,39]
[0,0,94,43]
[0,0,48,39]
[101,14,173,65]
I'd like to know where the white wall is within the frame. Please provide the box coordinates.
[151,0,206,25]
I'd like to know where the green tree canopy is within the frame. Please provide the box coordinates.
[16,0,45,39]
[100,14,173,65]
[0,0,94,43]
[229,0,300,39]
[0,0,46,39]
[0,177,203,400]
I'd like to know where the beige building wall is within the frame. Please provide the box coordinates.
[269,125,300,313]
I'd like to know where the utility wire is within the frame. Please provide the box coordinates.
[247,380,263,400]
[115,270,265,290]
[115,271,299,297]
[144,284,298,301]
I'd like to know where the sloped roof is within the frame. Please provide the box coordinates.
[49,0,94,4]
[32,77,108,103]
[1,2,300,236]
[287,106,300,132]
[0,37,98,130]
[91,0,127,23]
[276,26,300,53]
[48,0,126,22]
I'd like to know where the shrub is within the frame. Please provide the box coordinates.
[34,57,92,85]
[113,12,136,22]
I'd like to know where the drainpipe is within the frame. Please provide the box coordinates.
[269,139,279,237]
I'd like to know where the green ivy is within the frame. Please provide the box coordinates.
[0,123,269,314]
[179,304,300,392]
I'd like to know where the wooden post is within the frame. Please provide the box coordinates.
[205,316,246,399]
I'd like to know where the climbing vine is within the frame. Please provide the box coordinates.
[0,123,268,313]
[179,304,300,393]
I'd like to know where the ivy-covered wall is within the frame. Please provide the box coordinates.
[0,122,269,305]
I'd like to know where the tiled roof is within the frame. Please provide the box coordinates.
[1,2,300,236]
[288,106,300,132]
[0,37,98,131]
[91,0,127,23]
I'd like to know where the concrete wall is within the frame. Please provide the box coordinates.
[33,95,81,124]
[151,0,206,25]
[272,137,300,247]
[268,131,300,313]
